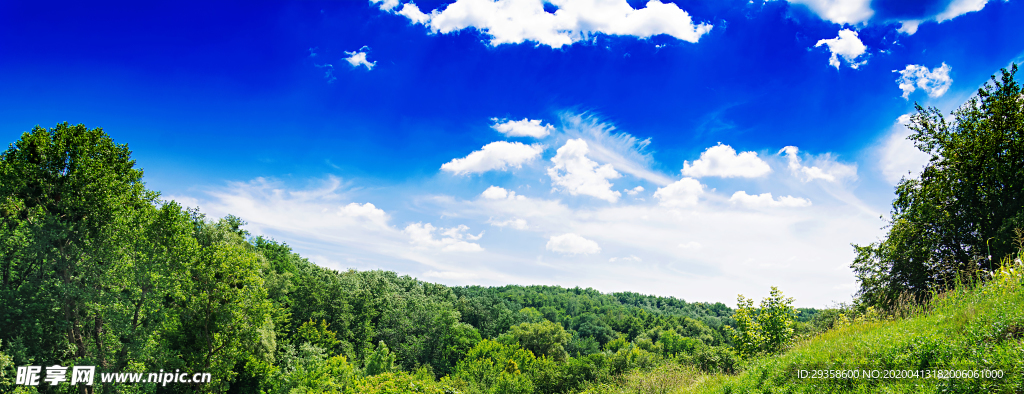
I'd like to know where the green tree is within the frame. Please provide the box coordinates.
[363,341,397,376]
[162,215,278,392]
[725,287,796,357]
[852,65,1024,307]
[453,340,537,394]
[298,319,342,355]
[0,123,175,390]
[507,320,570,362]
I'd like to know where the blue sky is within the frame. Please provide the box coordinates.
[2,0,1022,306]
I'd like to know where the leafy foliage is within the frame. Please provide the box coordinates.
[1,123,787,393]
[853,65,1024,307]
[725,287,796,357]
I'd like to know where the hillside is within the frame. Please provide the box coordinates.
[584,250,1024,394]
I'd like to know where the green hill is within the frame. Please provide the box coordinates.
[584,250,1024,394]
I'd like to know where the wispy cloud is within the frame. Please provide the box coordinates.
[559,112,674,186]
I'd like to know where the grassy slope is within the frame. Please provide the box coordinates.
[582,256,1024,394]
[684,262,1024,394]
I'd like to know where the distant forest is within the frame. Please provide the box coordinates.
[0,123,820,393]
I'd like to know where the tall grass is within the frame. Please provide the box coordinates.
[681,248,1024,394]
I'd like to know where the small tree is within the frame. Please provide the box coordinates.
[363,341,397,376]
[508,320,570,361]
[726,287,796,357]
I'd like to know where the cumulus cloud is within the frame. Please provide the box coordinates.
[547,139,623,202]
[492,118,554,138]
[442,141,544,175]
[653,177,705,207]
[404,223,484,252]
[729,191,812,208]
[779,146,858,183]
[815,29,867,69]
[895,63,952,99]
[546,233,601,255]
[481,185,527,201]
[787,0,874,25]
[344,48,376,70]
[339,202,391,226]
[878,114,931,184]
[681,143,772,178]
[377,0,713,48]
[625,186,644,196]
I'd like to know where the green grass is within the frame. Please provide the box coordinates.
[587,254,1024,394]
[688,258,1024,394]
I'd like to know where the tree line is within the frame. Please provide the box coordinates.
[0,124,788,393]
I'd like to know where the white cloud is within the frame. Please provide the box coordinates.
[489,217,529,230]
[492,118,554,138]
[179,156,890,307]
[895,63,952,99]
[814,29,867,69]
[482,185,508,199]
[369,0,400,12]
[935,0,988,22]
[681,143,772,178]
[877,114,931,184]
[609,255,641,263]
[896,20,922,34]
[779,146,858,183]
[729,191,812,208]
[398,3,431,24]
[559,113,674,186]
[378,0,713,48]
[339,202,391,227]
[547,139,622,202]
[481,185,528,201]
[420,182,886,306]
[546,233,601,255]
[344,48,376,70]
[442,141,544,175]
[653,177,705,207]
[897,0,990,35]
[625,186,644,196]
[787,0,874,25]
[404,223,484,252]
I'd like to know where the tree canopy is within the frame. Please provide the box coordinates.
[852,65,1024,307]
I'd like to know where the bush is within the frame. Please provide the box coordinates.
[725,287,796,357]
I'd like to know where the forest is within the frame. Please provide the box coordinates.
[1,65,1022,393]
